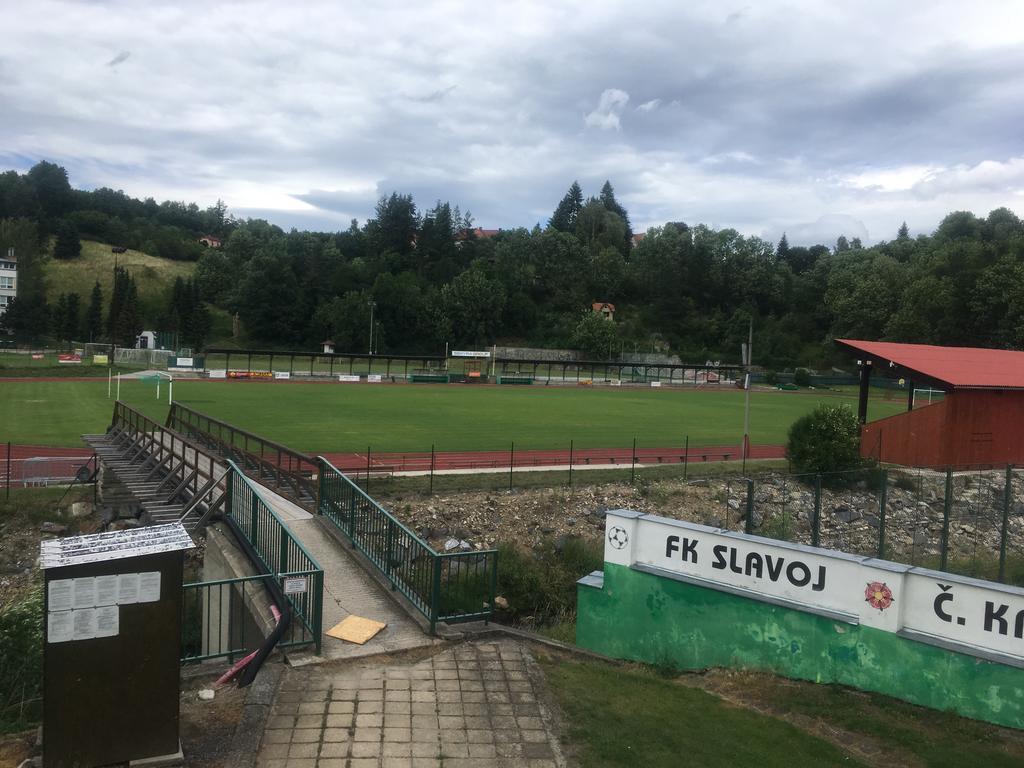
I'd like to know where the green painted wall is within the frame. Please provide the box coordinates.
[577,563,1024,729]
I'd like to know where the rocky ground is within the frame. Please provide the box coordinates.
[382,468,1024,567]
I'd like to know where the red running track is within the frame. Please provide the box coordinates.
[1,444,94,484]
[319,443,786,474]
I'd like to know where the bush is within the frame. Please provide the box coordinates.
[763,369,778,385]
[0,587,43,732]
[496,537,603,626]
[793,367,812,387]
[786,403,864,476]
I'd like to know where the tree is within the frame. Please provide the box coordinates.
[835,235,850,252]
[598,180,633,254]
[897,221,910,241]
[571,310,619,359]
[365,193,418,259]
[786,404,864,476]
[438,266,505,346]
[26,161,72,223]
[776,233,790,261]
[85,281,103,342]
[548,182,583,232]
[0,218,48,341]
[107,266,142,346]
[52,219,81,260]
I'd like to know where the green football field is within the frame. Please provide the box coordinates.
[0,379,906,452]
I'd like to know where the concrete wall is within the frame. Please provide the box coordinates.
[578,562,1024,729]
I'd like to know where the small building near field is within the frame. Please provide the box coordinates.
[198,235,222,248]
[591,302,615,321]
[322,339,335,354]
[837,338,1024,469]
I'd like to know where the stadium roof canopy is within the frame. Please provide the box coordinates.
[835,339,1024,391]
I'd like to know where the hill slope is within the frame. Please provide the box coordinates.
[45,240,196,324]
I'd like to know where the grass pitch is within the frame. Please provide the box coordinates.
[0,379,905,452]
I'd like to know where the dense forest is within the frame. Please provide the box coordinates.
[2,161,1023,367]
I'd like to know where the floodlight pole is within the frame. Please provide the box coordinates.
[368,301,376,355]
[742,319,753,472]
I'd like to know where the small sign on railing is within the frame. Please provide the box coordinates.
[283,576,308,595]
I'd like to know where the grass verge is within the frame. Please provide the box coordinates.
[539,657,861,767]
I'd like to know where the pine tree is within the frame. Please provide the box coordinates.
[63,292,80,342]
[549,182,584,232]
[86,281,103,342]
[776,232,790,261]
[835,235,850,253]
[52,293,68,342]
[598,180,633,253]
[52,219,81,260]
[898,221,910,241]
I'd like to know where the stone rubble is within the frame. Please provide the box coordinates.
[383,469,1024,564]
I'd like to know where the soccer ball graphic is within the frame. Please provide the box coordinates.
[608,526,629,550]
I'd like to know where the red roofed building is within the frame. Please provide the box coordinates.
[198,235,222,248]
[591,302,615,321]
[456,228,501,245]
[836,339,1024,468]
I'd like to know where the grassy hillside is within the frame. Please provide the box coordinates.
[45,240,196,323]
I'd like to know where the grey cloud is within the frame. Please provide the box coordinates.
[0,0,1021,246]
[106,51,131,67]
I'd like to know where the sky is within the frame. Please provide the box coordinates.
[2,0,1023,245]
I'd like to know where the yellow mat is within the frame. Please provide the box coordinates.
[326,615,387,645]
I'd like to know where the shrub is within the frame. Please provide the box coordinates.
[0,587,43,731]
[496,537,603,626]
[793,367,812,387]
[763,369,778,386]
[786,403,864,476]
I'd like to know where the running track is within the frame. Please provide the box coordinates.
[4,442,785,478]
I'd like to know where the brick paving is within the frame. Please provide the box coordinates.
[256,639,566,767]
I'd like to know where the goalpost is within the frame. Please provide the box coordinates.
[913,387,944,405]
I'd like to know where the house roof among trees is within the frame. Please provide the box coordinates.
[836,339,1024,390]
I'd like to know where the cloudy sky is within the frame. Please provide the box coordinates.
[2,0,1023,244]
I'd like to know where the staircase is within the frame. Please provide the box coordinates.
[84,421,226,533]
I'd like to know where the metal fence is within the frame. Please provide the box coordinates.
[318,457,497,632]
[1,456,94,489]
[181,461,324,661]
[699,465,1024,587]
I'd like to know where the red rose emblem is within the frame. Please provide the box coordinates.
[865,581,894,611]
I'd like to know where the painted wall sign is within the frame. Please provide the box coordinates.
[604,511,1024,665]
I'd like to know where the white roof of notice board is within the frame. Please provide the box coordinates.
[39,522,194,569]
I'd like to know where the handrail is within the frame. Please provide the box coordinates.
[166,402,318,509]
[317,456,497,633]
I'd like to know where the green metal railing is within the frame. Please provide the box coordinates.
[318,457,497,633]
[181,462,324,661]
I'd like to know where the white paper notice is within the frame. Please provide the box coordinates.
[117,573,139,604]
[48,611,74,643]
[95,575,118,607]
[73,577,96,609]
[73,609,97,640]
[48,580,74,612]
[95,605,119,638]
[138,571,161,603]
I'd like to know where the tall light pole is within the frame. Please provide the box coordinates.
[368,300,376,355]
[741,319,753,472]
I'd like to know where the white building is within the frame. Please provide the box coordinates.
[0,247,16,316]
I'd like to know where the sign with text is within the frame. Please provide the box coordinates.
[283,577,308,595]
[338,374,360,383]
[604,511,1024,664]
[367,374,382,383]
[273,371,291,380]
[208,369,227,379]
[58,354,82,364]
[452,350,491,358]
[93,354,109,365]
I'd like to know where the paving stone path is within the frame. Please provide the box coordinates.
[256,639,566,768]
